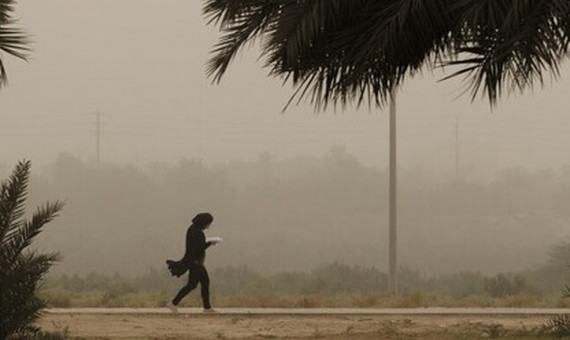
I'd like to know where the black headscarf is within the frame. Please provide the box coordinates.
[192,212,213,228]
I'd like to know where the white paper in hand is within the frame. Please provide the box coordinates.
[206,236,223,243]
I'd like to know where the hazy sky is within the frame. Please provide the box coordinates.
[2,0,570,174]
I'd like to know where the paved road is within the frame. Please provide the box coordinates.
[45,307,570,315]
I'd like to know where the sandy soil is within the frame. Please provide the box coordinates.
[39,311,554,340]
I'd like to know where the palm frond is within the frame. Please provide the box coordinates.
[0,160,63,340]
[0,252,55,338]
[203,0,281,83]
[0,160,31,246]
[205,0,570,109]
[2,201,64,267]
[13,250,61,282]
[0,0,29,86]
[205,0,459,108]
[269,0,460,108]
[545,314,570,338]
[447,0,570,104]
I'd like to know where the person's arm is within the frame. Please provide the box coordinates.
[185,228,211,259]
[201,232,213,250]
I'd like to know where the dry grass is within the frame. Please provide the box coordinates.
[39,288,563,309]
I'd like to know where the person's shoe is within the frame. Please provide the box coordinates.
[167,302,178,313]
[203,308,217,313]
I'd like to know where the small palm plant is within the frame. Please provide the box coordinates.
[0,160,64,340]
[543,285,570,337]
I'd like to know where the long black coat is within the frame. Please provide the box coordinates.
[167,224,211,277]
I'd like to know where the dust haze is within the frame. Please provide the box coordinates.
[12,150,570,278]
[3,1,570,279]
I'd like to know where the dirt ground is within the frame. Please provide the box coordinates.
[39,311,554,340]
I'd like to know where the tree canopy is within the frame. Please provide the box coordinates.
[204,0,570,108]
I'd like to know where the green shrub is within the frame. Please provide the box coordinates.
[0,161,64,340]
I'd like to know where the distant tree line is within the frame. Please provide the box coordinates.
[16,149,570,277]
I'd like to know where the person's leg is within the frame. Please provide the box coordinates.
[197,265,212,309]
[172,268,199,305]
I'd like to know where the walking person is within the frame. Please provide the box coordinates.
[166,212,219,313]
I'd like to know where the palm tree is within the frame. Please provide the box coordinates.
[203,0,570,293]
[0,160,64,340]
[204,0,570,107]
[0,0,28,87]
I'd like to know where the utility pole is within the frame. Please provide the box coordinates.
[454,115,460,174]
[388,89,398,294]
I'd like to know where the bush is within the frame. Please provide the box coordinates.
[428,271,485,298]
[0,161,64,340]
[484,273,528,297]
[39,288,72,308]
[545,314,570,338]
[9,328,72,340]
[308,262,386,293]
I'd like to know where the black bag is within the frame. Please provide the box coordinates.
[166,259,188,277]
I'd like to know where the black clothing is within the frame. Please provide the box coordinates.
[167,223,213,308]
[183,225,212,265]
[166,259,186,277]
[192,212,213,228]
[172,263,211,308]
[166,224,212,277]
